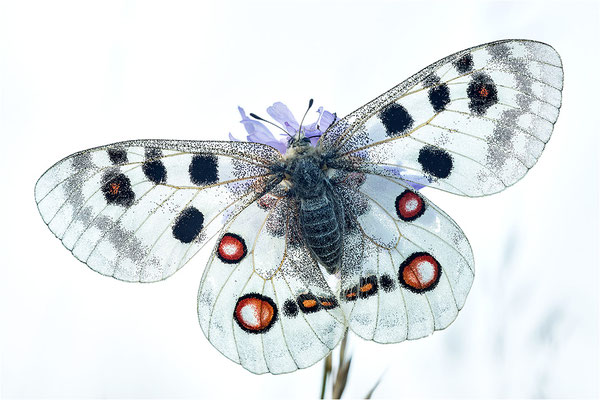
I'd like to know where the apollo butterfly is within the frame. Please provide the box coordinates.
[35,39,563,374]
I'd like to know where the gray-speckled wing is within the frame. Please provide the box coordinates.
[197,188,346,374]
[322,39,563,196]
[332,171,474,342]
[35,139,282,282]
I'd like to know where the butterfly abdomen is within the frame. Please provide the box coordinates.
[299,193,342,273]
[285,147,344,273]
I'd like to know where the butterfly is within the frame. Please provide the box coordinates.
[35,39,563,374]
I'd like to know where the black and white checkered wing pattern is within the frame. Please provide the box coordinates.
[35,140,281,282]
[323,39,563,196]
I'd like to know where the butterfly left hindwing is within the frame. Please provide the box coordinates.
[197,186,346,374]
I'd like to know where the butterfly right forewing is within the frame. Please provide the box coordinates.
[322,39,563,196]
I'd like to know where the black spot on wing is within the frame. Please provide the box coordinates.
[418,146,453,179]
[143,160,167,184]
[467,73,498,115]
[107,148,128,165]
[428,83,451,113]
[172,206,204,243]
[378,103,413,137]
[380,274,395,292]
[143,147,167,184]
[283,299,298,317]
[454,53,474,74]
[101,172,135,207]
[190,154,219,186]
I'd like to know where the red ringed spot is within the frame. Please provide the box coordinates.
[319,297,339,310]
[343,285,359,302]
[217,233,247,264]
[399,252,441,293]
[303,299,317,308]
[297,293,320,313]
[233,294,277,334]
[358,275,379,299]
[479,86,489,97]
[395,190,425,221]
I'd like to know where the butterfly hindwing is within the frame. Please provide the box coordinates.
[35,140,281,282]
[323,39,563,196]
[197,188,346,374]
[335,172,474,342]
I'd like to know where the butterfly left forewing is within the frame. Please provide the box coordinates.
[35,139,281,282]
[197,188,346,374]
[335,172,474,342]
[323,39,563,196]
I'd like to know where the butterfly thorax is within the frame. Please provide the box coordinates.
[284,141,344,273]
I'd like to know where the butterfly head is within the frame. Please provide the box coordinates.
[287,132,312,149]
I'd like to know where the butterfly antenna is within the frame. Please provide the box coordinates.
[249,112,292,137]
[298,98,314,134]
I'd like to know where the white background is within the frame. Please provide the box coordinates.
[1,0,598,398]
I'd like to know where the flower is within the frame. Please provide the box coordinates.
[229,102,336,154]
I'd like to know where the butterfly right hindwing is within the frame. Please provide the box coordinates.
[333,172,474,342]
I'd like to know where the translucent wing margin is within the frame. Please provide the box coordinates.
[35,139,282,282]
[333,171,474,341]
[323,39,563,196]
[198,189,346,374]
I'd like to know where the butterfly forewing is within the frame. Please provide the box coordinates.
[323,40,563,196]
[35,140,281,282]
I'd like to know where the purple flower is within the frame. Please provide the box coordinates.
[229,102,336,154]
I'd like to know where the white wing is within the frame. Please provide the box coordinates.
[35,139,281,282]
[198,187,347,374]
[323,39,563,196]
[332,172,474,341]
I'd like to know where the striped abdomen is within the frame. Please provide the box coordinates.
[299,193,342,272]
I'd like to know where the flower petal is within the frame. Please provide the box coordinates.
[318,109,337,132]
[238,106,280,143]
[267,102,299,133]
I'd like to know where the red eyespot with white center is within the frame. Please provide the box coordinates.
[217,233,247,264]
[234,294,278,334]
[399,252,441,293]
[395,190,425,221]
